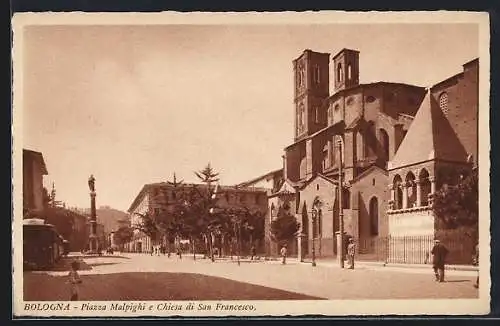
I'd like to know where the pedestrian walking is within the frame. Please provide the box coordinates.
[251,245,256,261]
[473,242,479,288]
[150,246,154,256]
[67,261,82,301]
[431,240,449,282]
[347,238,356,269]
[280,244,287,265]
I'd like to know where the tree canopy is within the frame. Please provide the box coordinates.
[270,203,300,245]
[433,168,478,230]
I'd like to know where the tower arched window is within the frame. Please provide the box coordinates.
[337,63,343,82]
[347,64,352,80]
[369,197,379,236]
[313,65,321,84]
[439,92,449,115]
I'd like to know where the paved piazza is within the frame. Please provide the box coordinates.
[24,253,479,301]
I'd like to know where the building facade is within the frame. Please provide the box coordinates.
[23,149,48,214]
[124,182,268,254]
[261,48,478,262]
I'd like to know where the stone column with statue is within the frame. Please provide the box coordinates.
[88,174,98,254]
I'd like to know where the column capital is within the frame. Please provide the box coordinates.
[388,184,395,190]
[415,178,421,185]
[429,176,436,183]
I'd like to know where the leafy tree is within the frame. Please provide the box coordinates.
[113,226,134,248]
[433,168,478,230]
[270,203,300,246]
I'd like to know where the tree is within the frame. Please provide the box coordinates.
[433,168,478,230]
[270,203,300,246]
[195,162,220,186]
[113,226,134,249]
[193,163,221,261]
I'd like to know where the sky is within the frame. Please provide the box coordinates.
[21,22,479,212]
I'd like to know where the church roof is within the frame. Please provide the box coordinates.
[388,90,468,170]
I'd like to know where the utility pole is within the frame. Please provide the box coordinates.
[336,139,345,268]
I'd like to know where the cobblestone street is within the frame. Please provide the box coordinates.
[24,253,479,301]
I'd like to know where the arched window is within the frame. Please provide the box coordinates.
[419,169,431,206]
[299,157,307,179]
[379,128,390,160]
[406,171,417,208]
[313,65,321,84]
[369,197,379,236]
[439,92,449,115]
[327,107,333,124]
[393,175,403,209]
[343,188,351,209]
[337,63,343,82]
[347,64,352,80]
[297,103,305,134]
[364,121,376,158]
[315,106,319,123]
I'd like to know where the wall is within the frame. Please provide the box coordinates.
[388,209,435,236]
[431,60,478,166]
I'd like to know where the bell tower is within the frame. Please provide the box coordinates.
[332,48,360,92]
[293,49,330,141]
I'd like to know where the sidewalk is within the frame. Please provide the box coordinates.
[271,257,478,276]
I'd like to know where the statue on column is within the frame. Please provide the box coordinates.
[88,174,96,192]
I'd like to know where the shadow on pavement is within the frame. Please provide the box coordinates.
[24,272,325,301]
[445,280,471,283]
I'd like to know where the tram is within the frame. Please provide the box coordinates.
[23,218,66,270]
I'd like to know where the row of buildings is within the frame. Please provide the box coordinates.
[123,47,478,264]
[23,149,106,252]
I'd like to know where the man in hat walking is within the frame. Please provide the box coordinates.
[347,238,356,269]
[431,240,449,282]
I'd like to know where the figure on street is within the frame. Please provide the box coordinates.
[251,245,256,260]
[280,244,287,265]
[431,240,449,282]
[67,260,82,301]
[347,238,356,269]
[473,242,479,288]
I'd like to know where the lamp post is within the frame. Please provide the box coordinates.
[311,209,317,267]
[336,138,345,268]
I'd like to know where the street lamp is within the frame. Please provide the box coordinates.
[337,138,345,269]
[233,217,241,266]
[311,209,317,267]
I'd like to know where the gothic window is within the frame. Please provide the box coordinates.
[379,128,390,161]
[297,103,305,134]
[322,145,329,171]
[297,62,305,88]
[393,175,403,210]
[364,121,376,158]
[419,169,431,206]
[315,106,319,123]
[327,107,333,124]
[406,172,417,208]
[369,197,379,236]
[439,92,449,115]
[337,63,343,82]
[343,189,351,209]
[313,65,321,84]
[347,64,352,80]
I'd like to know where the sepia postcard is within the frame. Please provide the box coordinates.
[12,11,491,318]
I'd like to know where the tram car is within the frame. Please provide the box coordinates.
[23,218,66,270]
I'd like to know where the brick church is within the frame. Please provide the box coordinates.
[244,48,478,263]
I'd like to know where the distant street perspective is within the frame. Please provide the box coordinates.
[19,21,484,308]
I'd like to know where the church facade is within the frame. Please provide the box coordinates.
[244,48,478,263]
